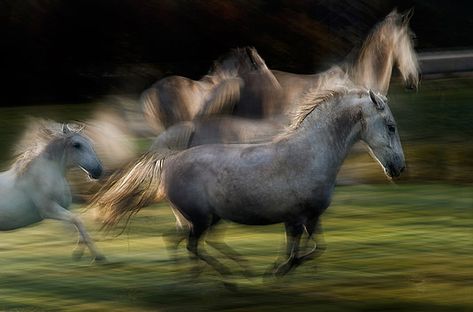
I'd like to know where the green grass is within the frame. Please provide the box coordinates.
[0,184,471,312]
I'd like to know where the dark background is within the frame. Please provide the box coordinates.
[1,0,472,105]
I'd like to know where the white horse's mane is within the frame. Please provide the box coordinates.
[11,118,82,174]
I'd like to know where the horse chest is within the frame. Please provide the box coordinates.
[0,187,42,230]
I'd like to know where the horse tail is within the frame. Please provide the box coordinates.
[89,149,178,229]
[141,87,166,133]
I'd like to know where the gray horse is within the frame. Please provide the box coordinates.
[0,119,105,261]
[91,87,405,276]
[150,116,283,151]
[140,47,279,133]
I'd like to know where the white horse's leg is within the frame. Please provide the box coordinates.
[39,202,105,261]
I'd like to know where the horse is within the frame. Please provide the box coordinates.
[140,47,280,133]
[150,116,284,151]
[90,86,405,277]
[229,9,419,119]
[0,119,105,261]
[139,9,418,130]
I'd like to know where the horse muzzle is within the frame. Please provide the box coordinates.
[81,164,103,180]
[405,73,420,91]
[385,162,405,178]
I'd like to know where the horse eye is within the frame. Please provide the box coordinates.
[73,142,81,149]
[387,125,396,133]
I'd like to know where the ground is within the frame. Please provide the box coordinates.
[0,184,471,312]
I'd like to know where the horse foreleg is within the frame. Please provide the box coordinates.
[297,219,326,264]
[39,202,105,262]
[272,222,304,277]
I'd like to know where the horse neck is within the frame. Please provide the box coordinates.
[281,97,363,182]
[352,33,395,95]
[39,138,68,175]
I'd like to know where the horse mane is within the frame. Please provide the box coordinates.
[11,118,82,174]
[284,67,354,132]
[284,83,366,134]
[357,9,405,60]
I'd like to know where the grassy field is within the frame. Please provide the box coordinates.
[0,184,471,312]
[0,78,471,311]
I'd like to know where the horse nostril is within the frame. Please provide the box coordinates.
[400,166,406,173]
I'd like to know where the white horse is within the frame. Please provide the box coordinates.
[0,119,105,261]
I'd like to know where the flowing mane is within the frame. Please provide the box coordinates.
[284,68,360,132]
[356,10,404,60]
[11,119,82,174]
[350,9,418,94]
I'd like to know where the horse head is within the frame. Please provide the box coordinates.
[360,90,405,178]
[63,124,103,180]
[391,8,420,91]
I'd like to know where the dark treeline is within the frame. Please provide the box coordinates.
[0,0,472,105]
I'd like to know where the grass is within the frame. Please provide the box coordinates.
[0,184,471,312]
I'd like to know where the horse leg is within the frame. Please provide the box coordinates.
[162,226,188,263]
[272,222,304,277]
[205,217,255,277]
[163,203,191,262]
[186,221,232,278]
[293,218,327,269]
[39,202,105,262]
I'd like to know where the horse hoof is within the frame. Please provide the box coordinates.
[93,255,108,263]
[222,281,238,292]
[72,249,85,261]
[273,263,293,277]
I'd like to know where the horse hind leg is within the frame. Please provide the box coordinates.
[162,226,188,263]
[186,220,232,278]
[162,204,191,263]
[205,217,255,278]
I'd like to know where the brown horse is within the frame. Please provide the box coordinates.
[140,10,418,130]
[140,47,279,133]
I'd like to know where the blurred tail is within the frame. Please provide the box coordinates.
[89,149,177,229]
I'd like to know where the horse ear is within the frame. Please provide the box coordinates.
[62,123,70,134]
[402,8,414,25]
[369,90,385,111]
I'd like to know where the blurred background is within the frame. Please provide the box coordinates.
[0,1,471,311]
[0,0,472,182]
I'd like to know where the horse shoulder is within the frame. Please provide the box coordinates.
[23,160,71,209]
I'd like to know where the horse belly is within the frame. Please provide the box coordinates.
[0,188,42,230]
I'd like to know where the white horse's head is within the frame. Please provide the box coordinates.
[62,125,103,180]
[360,90,406,178]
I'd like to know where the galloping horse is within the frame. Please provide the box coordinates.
[0,119,105,261]
[139,9,418,131]
[140,47,279,133]
[91,86,405,276]
[228,9,419,119]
